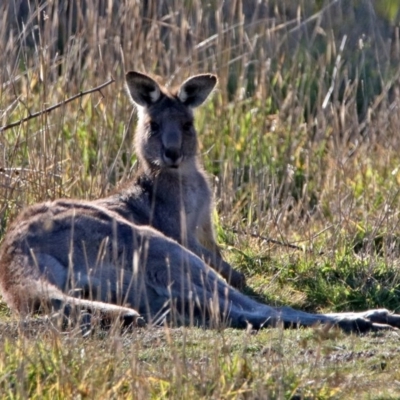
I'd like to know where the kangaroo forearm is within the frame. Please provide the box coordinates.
[188,241,221,269]
[188,241,238,281]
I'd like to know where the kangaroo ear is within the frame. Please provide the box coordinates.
[177,74,217,108]
[125,71,161,107]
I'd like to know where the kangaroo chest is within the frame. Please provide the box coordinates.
[153,181,199,228]
[149,173,209,241]
[113,171,211,244]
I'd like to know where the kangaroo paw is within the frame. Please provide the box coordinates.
[229,270,246,290]
[362,309,400,328]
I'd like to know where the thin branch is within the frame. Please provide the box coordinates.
[0,78,115,132]
[230,228,324,255]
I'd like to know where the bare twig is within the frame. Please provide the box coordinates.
[0,78,115,132]
[230,228,324,255]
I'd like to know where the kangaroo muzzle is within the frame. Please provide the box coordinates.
[163,147,182,167]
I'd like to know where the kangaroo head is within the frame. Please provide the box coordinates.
[126,71,217,172]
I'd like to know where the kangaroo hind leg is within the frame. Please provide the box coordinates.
[2,253,142,331]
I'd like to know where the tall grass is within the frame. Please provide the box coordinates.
[1,0,400,397]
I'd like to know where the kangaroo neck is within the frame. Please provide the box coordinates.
[141,160,192,182]
[137,163,189,193]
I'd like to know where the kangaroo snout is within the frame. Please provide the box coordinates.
[163,146,182,167]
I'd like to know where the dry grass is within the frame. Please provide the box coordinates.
[1,0,400,398]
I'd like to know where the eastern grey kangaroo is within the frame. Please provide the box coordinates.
[0,71,399,332]
[96,72,245,290]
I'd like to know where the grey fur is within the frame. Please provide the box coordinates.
[0,71,400,332]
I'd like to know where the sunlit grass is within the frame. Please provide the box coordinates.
[2,0,400,398]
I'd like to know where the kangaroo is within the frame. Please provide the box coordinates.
[0,71,400,332]
[96,71,245,290]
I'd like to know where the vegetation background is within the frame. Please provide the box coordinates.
[1,0,400,398]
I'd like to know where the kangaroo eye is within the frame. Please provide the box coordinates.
[183,122,193,131]
[149,122,159,132]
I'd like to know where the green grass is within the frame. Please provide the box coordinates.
[2,0,400,398]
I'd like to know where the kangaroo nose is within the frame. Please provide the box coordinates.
[164,148,182,166]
